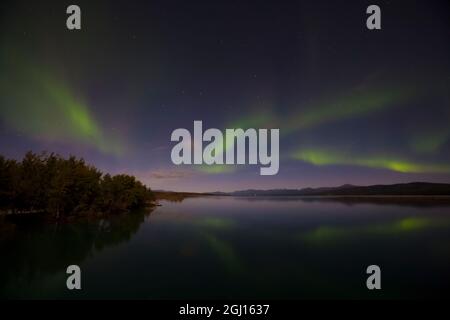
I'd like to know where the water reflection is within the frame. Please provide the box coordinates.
[0,209,153,298]
[2,196,450,299]
[232,195,450,208]
[201,232,243,274]
[303,216,450,245]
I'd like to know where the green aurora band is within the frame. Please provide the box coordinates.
[0,55,123,156]
[179,78,441,175]
[284,84,415,133]
[292,148,450,173]
[409,129,450,154]
[303,217,450,245]
[228,82,417,136]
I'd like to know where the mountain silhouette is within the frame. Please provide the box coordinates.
[218,182,450,196]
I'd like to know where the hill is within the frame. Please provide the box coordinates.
[222,182,450,196]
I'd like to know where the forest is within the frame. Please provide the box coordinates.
[0,152,154,218]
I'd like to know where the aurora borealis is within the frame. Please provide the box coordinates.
[292,148,450,174]
[0,60,123,156]
[0,0,449,192]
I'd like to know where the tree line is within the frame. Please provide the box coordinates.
[0,152,154,217]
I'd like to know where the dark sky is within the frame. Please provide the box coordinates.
[0,0,449,191]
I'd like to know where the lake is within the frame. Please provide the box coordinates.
[2,196,450,299]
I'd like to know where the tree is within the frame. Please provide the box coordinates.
[0,152,154,218]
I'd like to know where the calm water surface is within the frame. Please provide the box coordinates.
[2,196,450,299]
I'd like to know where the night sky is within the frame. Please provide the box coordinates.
[0,0,449,192]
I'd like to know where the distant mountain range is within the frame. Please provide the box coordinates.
[213,182,450,196]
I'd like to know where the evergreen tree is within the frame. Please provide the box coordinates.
[0,152,154,218]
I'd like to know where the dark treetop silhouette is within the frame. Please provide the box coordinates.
[0,152,155,218]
